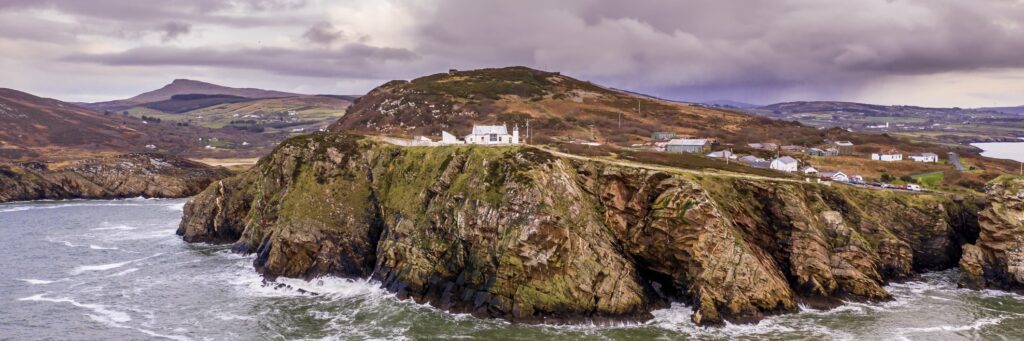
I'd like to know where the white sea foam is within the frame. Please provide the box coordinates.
[19,294,132,323]
[89,245,119,250]
[71,260,132,275]
[896,317,1004,337]
[165,202,186,211]
[107,268,139,277]
[19,278,58,285]
[92,224,137,231]
[70,254,162,275]
[18,294,192,341]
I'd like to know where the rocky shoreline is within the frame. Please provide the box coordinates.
[0,153,232,203]
[177,133,1022,326]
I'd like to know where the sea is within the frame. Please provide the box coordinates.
[2,198,1024,340]
[972,141,1024,163]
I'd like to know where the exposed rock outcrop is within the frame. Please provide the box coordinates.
[958,176,1024,290]
[179,133,985,326]
[0,153,232,203]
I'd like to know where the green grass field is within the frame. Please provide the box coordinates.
[912,171,944,188]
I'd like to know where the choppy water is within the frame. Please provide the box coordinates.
[2,198,1024,340]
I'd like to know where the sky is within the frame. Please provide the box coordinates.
[1,0,1024,107]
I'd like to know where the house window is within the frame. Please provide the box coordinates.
[490,134,498,142]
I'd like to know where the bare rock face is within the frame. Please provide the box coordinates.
[0,153,231,203]
[958,177,1024,290]
[179,132,985,326]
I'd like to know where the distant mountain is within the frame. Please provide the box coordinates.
[83,79,299,112]
[981,106,1024,115]
[702,99,760,108]
[0,88,288,161]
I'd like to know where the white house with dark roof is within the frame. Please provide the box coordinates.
[464,124,520,145]
[770,156,800,172]
[909,152,939,163]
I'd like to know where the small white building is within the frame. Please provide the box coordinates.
[666,139,710,153]
[440,131,461,144]
[770,156,800,172]
[707,150,738,160]
[871,152,903,162]
[909,152,939,163]
[820,171,849,182]
[464,125,520,145]
[801,166,818,175]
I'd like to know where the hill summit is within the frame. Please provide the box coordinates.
[330,66,810,146]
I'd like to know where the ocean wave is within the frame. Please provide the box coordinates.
[18,294,132,323]
[70,253,163,275]
[18,278,60,285]
[18,294,192,341]
[89,244,119,250]
[92,224,137,231]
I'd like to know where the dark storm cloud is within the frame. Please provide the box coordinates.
[158,22,191,42]
[401,0,1024,102]
[4,0,1024,104]
[63,44,421,78]
[303,21,344,45]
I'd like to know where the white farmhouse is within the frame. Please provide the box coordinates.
[770,156,800,172]
[801,166,818,175]
[909,152,939,163]
[464,124,520,145]
[871,152,903,162]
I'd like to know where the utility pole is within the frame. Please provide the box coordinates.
[526,119,531,145]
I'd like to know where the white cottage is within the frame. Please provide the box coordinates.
[909,153,939,163]
[871,152,903,162]
[464,125,520,145]
[770,156,800,172]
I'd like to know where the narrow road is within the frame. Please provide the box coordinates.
[370,136,945,194]
[948,152,967,171]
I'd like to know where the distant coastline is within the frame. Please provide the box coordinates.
[972,141,1024,163]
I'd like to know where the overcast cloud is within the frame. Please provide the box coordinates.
[1,0,1023,106]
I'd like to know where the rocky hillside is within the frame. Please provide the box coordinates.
[178,133,1001,326]
[0,153,232,203]
[0,88,149,159]
[959,176,1024,290]
[330,66,817,146]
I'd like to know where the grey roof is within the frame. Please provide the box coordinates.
[834,141,854,146]
[913,152,939,157]
[774,156,799,165]
[746,161,771,168]
[739,155,765,163]
[819,171,847,178]
[470,125,509,135]
[707,150,736,158]
[667,138,708,146]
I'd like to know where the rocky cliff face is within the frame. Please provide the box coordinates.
[959,176,1024,290]
[178,133,986,326]
[0,153,232,203]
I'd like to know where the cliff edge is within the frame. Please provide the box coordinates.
[178,133,990,326]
